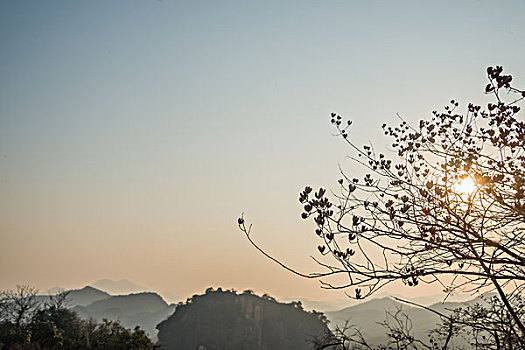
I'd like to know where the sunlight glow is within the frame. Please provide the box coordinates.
[454,176,477,196]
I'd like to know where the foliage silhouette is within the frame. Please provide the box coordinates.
[157,287,330,350]
[0,286,157,350]
[239,66,525,346]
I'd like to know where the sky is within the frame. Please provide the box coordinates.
[1,0,525,304]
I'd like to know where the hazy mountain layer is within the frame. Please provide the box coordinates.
[325,294,493,346]
[37,286,175,341]
[36,286,111,307]
[91,279,149,295]
[72,291,175,340]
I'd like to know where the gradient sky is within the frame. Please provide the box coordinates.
[1,0,524,303]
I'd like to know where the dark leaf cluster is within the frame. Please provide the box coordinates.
[0,286,157,350]
[239,66,525,344]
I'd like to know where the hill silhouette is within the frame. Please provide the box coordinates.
[36,286,174,340]
[325,294,496,346]
[91,279,148,295]
[73,291,175,340]
[66,286,112,306]
[157,288,330,350]
[36,286,111,307]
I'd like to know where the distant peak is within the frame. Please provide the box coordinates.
[94,278,130,283]
[91,279,147,295]
[74,286,109,295]
[82,285,98,290]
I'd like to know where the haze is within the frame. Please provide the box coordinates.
[1,1,524,303]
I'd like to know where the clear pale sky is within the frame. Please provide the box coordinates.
[1,1,524,303]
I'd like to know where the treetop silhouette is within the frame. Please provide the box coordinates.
[239,66,525,342]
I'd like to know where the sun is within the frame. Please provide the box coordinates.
[454,176,477,196]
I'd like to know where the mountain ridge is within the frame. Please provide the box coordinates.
[157,289,331,350]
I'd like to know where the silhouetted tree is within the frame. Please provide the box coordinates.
[239,66,525,345]
[0,286,39,348]
[426,293,525,349]
[89,320,155,350]
[2,286,39,328]
[0,287,156,350]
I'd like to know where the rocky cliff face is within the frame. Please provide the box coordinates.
[156,289,330,350]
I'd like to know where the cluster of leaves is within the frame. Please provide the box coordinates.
[239,66,525,343]
[0,286,157,350]
[300,66,525,332]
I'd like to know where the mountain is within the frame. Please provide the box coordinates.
[326,297,426,345]
[157,289,331,350]
[279,297,355,313]
[35,283,175,340]
[91,279,148,295]
[72,292,175,340]
[36,286,111,307]
[45,286,65,295]
[66,286,112,307]
[325,294,495,346]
